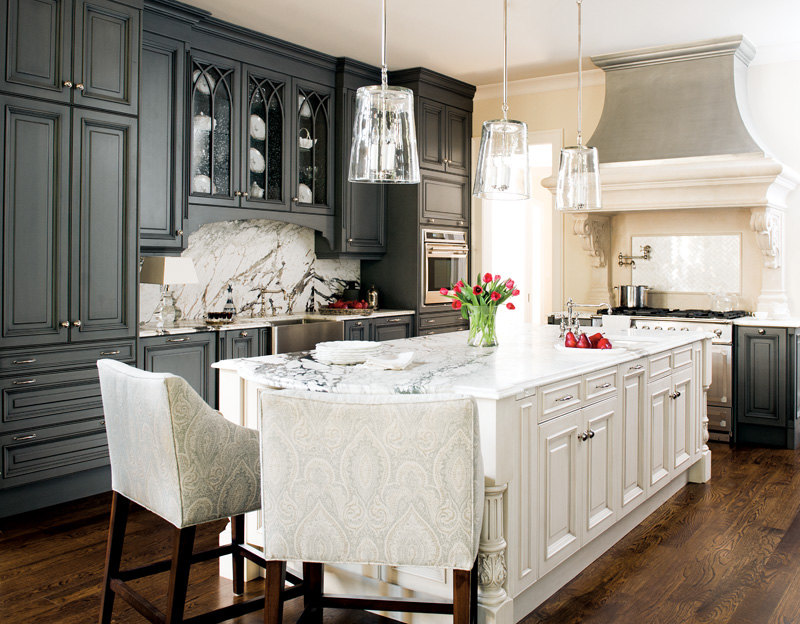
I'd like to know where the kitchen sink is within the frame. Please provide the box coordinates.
[269,318,343,354]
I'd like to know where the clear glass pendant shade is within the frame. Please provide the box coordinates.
[473,119,531,201]
[555,144,601,211]
[348,85,420,184]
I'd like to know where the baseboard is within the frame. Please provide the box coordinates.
[0,466,111,519]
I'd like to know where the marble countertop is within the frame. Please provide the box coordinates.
[214,324,712,400]
[138,310,415,338]
[734,317,800,328]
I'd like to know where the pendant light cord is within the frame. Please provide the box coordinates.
[381,0,388,89]
[502,0,508,119]
[576,0,583,145]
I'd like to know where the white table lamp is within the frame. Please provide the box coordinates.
[140,256,199,328]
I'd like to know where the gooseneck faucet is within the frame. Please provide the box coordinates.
[558,298,611,337]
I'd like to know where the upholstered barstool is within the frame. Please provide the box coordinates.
[258,389,484,624]
[96,360,302,624]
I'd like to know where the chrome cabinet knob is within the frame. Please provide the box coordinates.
[72,320,82,327]
[291,197,299,202]
[60,321,70,328]
[757,328,766,335]
[63,80,73,88]
[176,229,184,236]
[587,429,595,439]
[347,238,353,243]
[714,329,723,337]
[578,431,589,441]
[234,190,242,197]
[75,83,85,91]
[667,327,676,331]
[240,331,248,337]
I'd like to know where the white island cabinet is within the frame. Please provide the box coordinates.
[214,325,712,624]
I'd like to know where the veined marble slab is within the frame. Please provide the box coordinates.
[214,324,713,400]
[140,219,360,323]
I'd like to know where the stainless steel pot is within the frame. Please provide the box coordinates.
[614,285,650,308]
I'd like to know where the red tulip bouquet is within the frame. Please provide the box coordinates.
[439,273,520,346]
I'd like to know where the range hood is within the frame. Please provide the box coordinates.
[542,36,799,318]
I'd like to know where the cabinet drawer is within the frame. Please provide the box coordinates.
[418,325,464,337]
[418,312,466,330]
[583,367,618,404]
[673,346,692,370]
[1,419,108,489]
[1,368,104,433]
[648,352,672,380]
[0,341,135,374]
[539,378,582,422]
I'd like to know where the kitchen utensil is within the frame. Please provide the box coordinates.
[249,148,265,173]
[249,114,266,140]
[297,183,313,203]
[614,285,649,308]
[298,127,316,149]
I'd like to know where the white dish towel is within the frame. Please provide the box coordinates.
[360,352,415,370]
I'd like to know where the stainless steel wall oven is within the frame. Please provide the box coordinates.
[422,228,469,305]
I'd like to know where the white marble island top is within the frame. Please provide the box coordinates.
[214,324,712,400]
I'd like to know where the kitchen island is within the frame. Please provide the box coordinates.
[214,325,712,624]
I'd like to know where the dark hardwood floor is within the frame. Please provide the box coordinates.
[2,442,799,623]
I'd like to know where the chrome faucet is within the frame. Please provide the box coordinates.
[259,287,286,317]
[558,298,611,337]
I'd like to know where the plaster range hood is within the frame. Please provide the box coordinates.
[542,35,799,318]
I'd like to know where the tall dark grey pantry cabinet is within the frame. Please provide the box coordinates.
[0,0,140,517]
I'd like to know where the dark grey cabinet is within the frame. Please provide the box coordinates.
[418,311,467,336]
[344,318,371,341]
[292,79,334,215]
[70,109,137,342]
[139,31,185,253]
[417,97,470,176]
[139,333,217,405]
[219,328,261,360]
[0,0,140,115]
[420,171,470,227]
[735,325,799,448]
[343,315,414,342]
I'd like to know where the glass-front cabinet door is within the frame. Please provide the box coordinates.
[292,81,333,214]
[241,67,289,211]
[188,53,239,207]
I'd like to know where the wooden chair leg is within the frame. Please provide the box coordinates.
[302,562,323,622]
[470,561,478,624]
[99,492,130,624]
[231,515,245,596]
[165,525,196,624]
[264,561,287,624]
[453,568,472,624]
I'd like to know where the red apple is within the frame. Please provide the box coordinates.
[577,334,591,349]
[565,331,578,348]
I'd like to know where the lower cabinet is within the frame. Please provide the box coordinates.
[219,328,262,360]
[343,315,414,341]
[138,333,217,406]
[537,396,618,576]
[619,359,648,516]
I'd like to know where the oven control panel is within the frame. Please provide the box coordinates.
[631,319,732,344]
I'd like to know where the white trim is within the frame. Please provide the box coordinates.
[474,69,604,101]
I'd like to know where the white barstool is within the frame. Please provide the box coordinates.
[258,389,484,624]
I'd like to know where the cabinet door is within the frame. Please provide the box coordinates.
[445,106,469,176]
[139,32,184,252]
[70,109,136,342]
[672,365,693,471]
[417,98,445,172]
[292,80,334,215]
[241,65,290,211]
[221,329,259,360]
[0,95,70,347]
[72,0,139,115]
[647,375,672,493]
[708,343,732,407]
[344,319,371,341]
[420,172,469,227]
[538,410,581,576]
[138,334,217,405]
[619,361,647,516]
[582,398,616,543]
[0,0,72,102]
[188,52,239,207]
[737,327,786,428]
[373,316,412,342]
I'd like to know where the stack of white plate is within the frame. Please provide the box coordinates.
[314,340,382,365]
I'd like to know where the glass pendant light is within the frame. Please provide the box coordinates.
[348,0,419,184]
[473,0,530,201]
[556,0,601,211]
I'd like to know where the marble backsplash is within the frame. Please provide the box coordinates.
[139,219,360,323]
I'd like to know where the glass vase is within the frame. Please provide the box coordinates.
[467,305,498,347]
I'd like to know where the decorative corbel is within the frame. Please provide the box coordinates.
[750,206,782,270]
[572,214,611,268]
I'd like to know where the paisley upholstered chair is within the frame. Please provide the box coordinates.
[96,359,302,623]
[258,389,485,624]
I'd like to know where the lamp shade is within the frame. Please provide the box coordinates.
[473,119,531,200]
[348,85,420,184]
[555,144,602,211]
[139,256,199,285]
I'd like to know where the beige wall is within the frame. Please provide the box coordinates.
[473,58,800,315]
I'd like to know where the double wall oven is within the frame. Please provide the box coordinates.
[422,228,469,305]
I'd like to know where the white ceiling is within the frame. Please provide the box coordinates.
[187,0,800,85]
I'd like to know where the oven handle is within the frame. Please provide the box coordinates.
[426,244,469,253]
[426,250,469,258]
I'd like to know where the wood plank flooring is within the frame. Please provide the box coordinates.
[2,442,799,623]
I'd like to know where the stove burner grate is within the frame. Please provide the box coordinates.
[602,307,750,320]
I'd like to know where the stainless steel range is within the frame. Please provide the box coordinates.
[606,307,751,442]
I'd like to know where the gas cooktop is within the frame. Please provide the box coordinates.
[601,307,751,320]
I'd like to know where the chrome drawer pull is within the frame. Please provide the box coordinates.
[12,358,36,365]
[628,364,644,371]
[167,337,190,343]
[388,318,402,323]
[12,433,37,441]
[595,382,612,389]
[555,394,574,402]
[13,379,36,385]
[99,350,120,356]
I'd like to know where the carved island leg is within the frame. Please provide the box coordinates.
[478,484,513,624]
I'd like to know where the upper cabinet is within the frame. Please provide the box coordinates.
[291,80,334,214]
[417,97,470,176]
[0,0,140,115]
